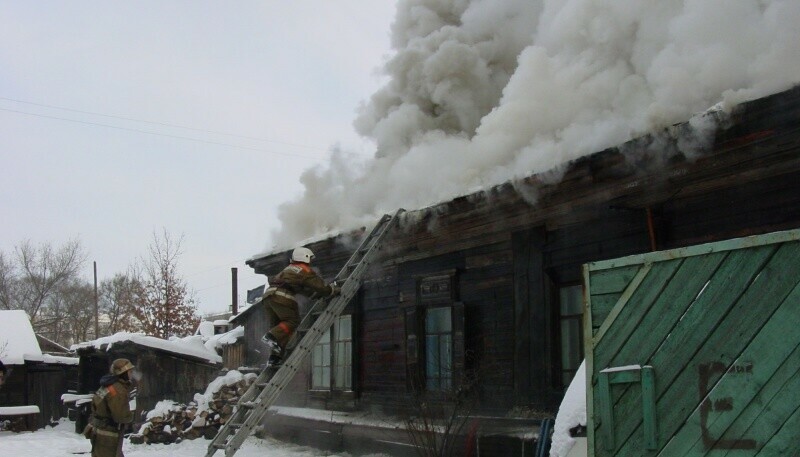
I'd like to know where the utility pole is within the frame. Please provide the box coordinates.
[93,261,99,338]
[231,267,238,315]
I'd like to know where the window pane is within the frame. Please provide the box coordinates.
[322,366,330,388]
[560,285,583,315]
[426,335,439,375]
[425,307,453,392]
[441,335,452,373]
[561,319,581,370]
[425,307,452,333]
[337,315,352,337]
[559,285,584,390]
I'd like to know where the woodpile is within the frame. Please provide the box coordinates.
[129,375,255,445]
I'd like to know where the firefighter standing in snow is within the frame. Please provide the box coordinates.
[261,247,340,363]
[87,358,134,457]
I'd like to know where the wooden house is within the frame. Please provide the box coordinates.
[73,333,222,431]
[0,310,79,430]
[243,86,800,455]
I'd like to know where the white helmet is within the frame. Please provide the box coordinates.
[291,247,315,264]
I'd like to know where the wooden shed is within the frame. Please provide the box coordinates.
[245,86,800,455]
[73,333,222,431]
[0,310,79,430]
[584,229,800,456]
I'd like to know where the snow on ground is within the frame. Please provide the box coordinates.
[0,419,391,457]
[550,360,587,457]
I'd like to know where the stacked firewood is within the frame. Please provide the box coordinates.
[129,375,255,445]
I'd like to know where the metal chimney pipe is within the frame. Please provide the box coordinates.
[231,267,239,315]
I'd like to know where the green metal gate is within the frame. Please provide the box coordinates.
[583,229,800,456]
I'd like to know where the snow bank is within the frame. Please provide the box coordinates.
[25,353,79,365]
[0,405,41,415]
[0,310,42,365]
[0,418,391,456]
[71,332,222,364]
[195,321,215,338]
[550,360,586,457]
[145,400,181,421]
[193,370,257,414]
[203,326,244,353]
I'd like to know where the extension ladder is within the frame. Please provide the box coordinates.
[205,209,404,457]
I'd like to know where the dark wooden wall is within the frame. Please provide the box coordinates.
[245,86,800,420]
[77,344,220,424]
[0,362,76,428]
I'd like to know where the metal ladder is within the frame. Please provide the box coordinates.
[205,209,404,457]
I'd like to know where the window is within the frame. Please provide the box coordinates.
[425,307,453,391]
[311,315,352,391]
[559,285,584,388]
[334,315,352,389]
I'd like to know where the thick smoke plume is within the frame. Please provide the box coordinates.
[271,0,800,249]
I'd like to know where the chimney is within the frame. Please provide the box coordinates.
[231,267,238,316]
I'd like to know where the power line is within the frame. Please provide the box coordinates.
[0,107,326,161]
[0,96,330,152]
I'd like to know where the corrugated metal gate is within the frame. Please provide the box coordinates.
[583,229,800,456]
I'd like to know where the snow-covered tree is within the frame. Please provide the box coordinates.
[133,230,198,338]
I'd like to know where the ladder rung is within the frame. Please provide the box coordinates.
[212,443,227,449]
[229,423,243,429]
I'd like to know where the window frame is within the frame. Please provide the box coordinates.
[557,283,584,390]
[405,270,465,394]
[424,306,454,391]
[310,314,354,392]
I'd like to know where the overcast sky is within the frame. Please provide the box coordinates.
[0,2,397,315]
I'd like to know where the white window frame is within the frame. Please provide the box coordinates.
[311,315,353,391]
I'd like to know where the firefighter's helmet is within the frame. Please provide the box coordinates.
[110,358,135,376]
[291,247,315,264]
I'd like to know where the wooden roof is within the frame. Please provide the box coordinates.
[247,85,800,273]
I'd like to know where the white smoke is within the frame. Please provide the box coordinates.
[270,0,800,249]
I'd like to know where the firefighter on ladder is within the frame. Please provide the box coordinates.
[260,247,340,365]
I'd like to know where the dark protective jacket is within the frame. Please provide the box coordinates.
[91,374,133,430]
[264,262,336,306]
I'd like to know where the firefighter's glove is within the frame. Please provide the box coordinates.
[330,285,342,297]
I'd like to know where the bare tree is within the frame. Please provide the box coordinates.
[100,271,144,335]
[404,366,481,457]
[0,252,14,310]
[133,230,199,338]
[38,279,96,346]
[0,240,86,332]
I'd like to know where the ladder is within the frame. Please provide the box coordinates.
[205,209,404,457]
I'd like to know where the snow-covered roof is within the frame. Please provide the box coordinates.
[24,354,79,365]
[71,332,222,364]
[203,326,244,353]
[0,310,43,365]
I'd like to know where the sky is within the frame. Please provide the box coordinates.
[3,1,799,320]
[0,2,397,315]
